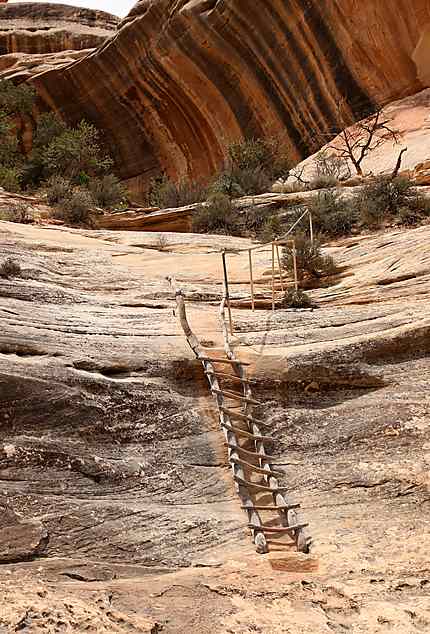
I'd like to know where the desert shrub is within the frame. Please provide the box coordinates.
[258,215,283,242]
[41,120,113,182]
[88,174,126,208]
[0,257,22,279]
[229,137,290,181]
[45,175,72,204]
[156,234,169,251]
[32,113,67,151]
[282,233,338,281]
[0,202,33,223]
[308,189,357,237]
[357,176,416,226]
[0,80,35,115]
[307,174,338,190]
[54,189,95,226]
[0,166,22,192]
[281,288,314,309]
[232,166,272,196]
[148,176,207,208]
[0,111,20,168]
[192,193,239,235]
[210,171,245,198]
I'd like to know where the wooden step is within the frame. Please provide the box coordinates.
[220,407,270,428]
[226,443,280,462]
[204,369,253,383]
[221,422,272,442]
[200,356,250,366]
[234,475,288,493]
[248,522,308,533]
[230,456,285,476]
[212,388,262,406]
[242,503,300,511]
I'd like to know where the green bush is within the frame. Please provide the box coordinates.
[209,172,245,198]
[0,80,35,115]
[258,214,283,242]
[229,137,290,181]
[54,189,95,226]
[282,233,338,281]
[42,120,113,182]
[0,112,20,168]
[88,174,126,208]
[192,193,239,235]
[0,166,21,192]
[32,113,67,151]
[45,175,72,205]
[148,176,207,208]
[281,288,314,308]
[357,176,417,226]
[0,257,22,279]
[308,189,357,237]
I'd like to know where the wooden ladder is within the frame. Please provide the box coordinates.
[173,287,311,554]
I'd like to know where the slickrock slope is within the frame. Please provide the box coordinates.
[24,0,430,198]
[280,89,430,187]
[0,218,429,632]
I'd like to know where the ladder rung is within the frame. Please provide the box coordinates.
[212,388,262,406]
[235,475,288,493]
[221,422,272,442]
[204,370,253,383]
[226,443,279,461]
[248,523,308,533]
[200,356,250,366]
[242,503,300,511]
[230,456,285,476]
[220,407,270,428]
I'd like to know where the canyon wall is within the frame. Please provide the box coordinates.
[4,1,430,198]
[0,2,118,54]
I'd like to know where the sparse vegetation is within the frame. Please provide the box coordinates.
[0,201,33,223]
[192,193,239,235]
[282,233,338,281]
[357,175,423,227]
[281,288,314,309]
[88,174,126,208]
[308,190,357,237]
[0,257,22,279]
[53,189,95,226]
[148,176,208,208]
[156,234,169,251]
[0,79,127,225]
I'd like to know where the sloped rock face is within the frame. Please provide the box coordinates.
[0,218,429,631]
[27,0,430,199]
[0,2,118,55]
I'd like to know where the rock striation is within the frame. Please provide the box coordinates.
[0,217,429,631]
[0,2,118,55]
[23,0,430,199]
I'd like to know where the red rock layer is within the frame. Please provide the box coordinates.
[0,2,118,54]
[19,1,430,198]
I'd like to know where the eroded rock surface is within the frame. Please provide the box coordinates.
[20,0,430,198]
[0,219,429,631]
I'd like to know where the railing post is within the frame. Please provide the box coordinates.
[271,242,275,312]
[222,250,234,335]
[292,240,299,291]
[248,248,255,312]
[275,244,284,293]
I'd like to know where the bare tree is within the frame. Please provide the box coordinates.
[321,104,401,177]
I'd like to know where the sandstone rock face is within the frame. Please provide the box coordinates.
[0,2,118,55]
[23,0,430,199]
[0,217,429,631]
[279,89,430,186]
